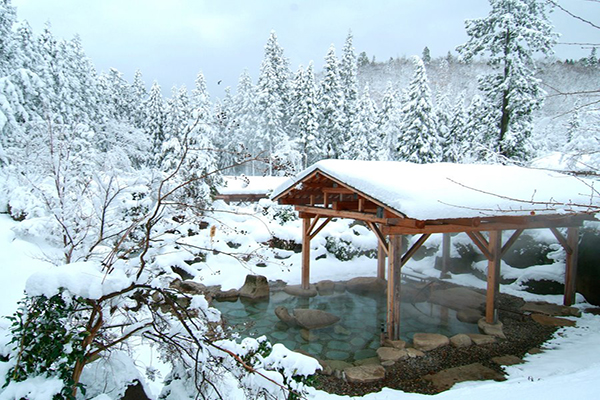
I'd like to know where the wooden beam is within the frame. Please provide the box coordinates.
[309,217,332,240]
[387,235,403,340]
[302,217,311,290]
[564,227,579,306]
[441,233,451,279]
[486,230,502,324]
[366,222,389,256]
[501,229,524,257]
[466,231,492,260]
[401,234,431,267]
[295,205,388,224]
[550,227,573,255]
[377,242,386,280]
[322,187,355,194]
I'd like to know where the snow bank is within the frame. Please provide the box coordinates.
[25,261,133,299]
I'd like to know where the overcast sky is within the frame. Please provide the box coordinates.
[11,0,600,97]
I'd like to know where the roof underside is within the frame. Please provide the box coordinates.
[271,160,598,233]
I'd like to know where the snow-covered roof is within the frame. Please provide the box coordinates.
[218,175,289,195]
[272,160,600,221]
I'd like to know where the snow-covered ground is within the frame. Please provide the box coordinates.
[1,199,599,399]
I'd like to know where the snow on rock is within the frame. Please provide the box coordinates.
[272,160,600,220]
[0,376,64,400]
[218,175,289,195]
[25,261,133,300]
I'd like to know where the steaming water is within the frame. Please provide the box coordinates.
[213,288,479,362]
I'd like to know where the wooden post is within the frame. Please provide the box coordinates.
[486,230,502,324]
[564,227,579,306]
[441,233,451,279]
[301,217,311,290]
[377,241,386,280]
[387,235,403,340]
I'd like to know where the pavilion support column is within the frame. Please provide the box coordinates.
[377,242,387,280]
[387,234,403,340]
[441,233,451,279]
[564,227,580,306]
[301,216,311,290]
[486,230,502,324]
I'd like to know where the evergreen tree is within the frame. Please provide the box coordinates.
[130,69,147,128]
[232,70,259,174]
[340,31,359,132]
[346,84,379,160]
[422,46,431,64]
[457,0,558,161]
[0,0,16,75]
[142,81,166,166]
[290,62,321,168]
[256,31,291,174]
[396,56,441,163]
[357,51,370,69]
[377,82,400,161]
[318,44,346,159]
[445,92,470,162]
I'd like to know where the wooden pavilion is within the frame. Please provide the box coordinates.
[271,160,598,340]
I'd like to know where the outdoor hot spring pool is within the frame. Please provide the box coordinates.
[213,287,479,362]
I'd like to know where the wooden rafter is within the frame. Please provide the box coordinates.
[401,234,432,267]
[467,231,492,260]
[501,229,524,257]
[550,227,573,255]
[309,217,332,240]
[366,222,389,256]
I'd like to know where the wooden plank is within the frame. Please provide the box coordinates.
[501,229,524,257]
[295,205,388,224]
[550,227,573,255]
[322,187,355,194]
[486,230,502,324]
[366,222,389,256]
[377,242,386,280]
[387,235,403,340]
[441,233,451,279]
[302,217,311,290]
[564,227,579,306]
[309,217,332,240]
[332,200,360,211]
[401,234,431,267]
[466,231,492,260]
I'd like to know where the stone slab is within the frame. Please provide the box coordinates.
[428,287,486,311]
[491,355,524,366]
[521,301,581,317]
[531,313,576,327]
[413,333,449,351]
[423,363,505,391]
[345,365,386,383]
[466,333,496,345]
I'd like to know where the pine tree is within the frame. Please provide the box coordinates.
[340,31,359,132]
[290,62,321,168]
[346,84,379,160]
[457,0,558,161]
[142,81,166,166]
[0,0,16,75]
[396,56,441,163]
[422,46,431,64]
[318,44,346,159]
[130,69,147,128]
[256,31,291,174]
[232,70,259,174]
[377,82,400,161]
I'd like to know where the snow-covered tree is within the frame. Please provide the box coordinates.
[422,46,431,64]
[340,31,359,131]
[0,0,16,75]
[290,62,321,168]
[142,81,166,165]
[346,84,379,160]
[319,44,347,159]
[377,82,400,161]
[256,32,292,174]
[457,0,558,161]
[396,56,441,163]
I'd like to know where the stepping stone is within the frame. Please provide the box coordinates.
[466,333,496,345]
[478,318,506,339]
[521,301,581,317]
[376,347,408,362]
[531,314,576,327]
[492,355,523,366]
[405,348,425,358]
[354,356,380,366]
[450,333,472,348]
[344,364,386,384]
[413,333,449,351]
[423,363,505,391]
[283,284,318,297]
[382,339,406,349]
